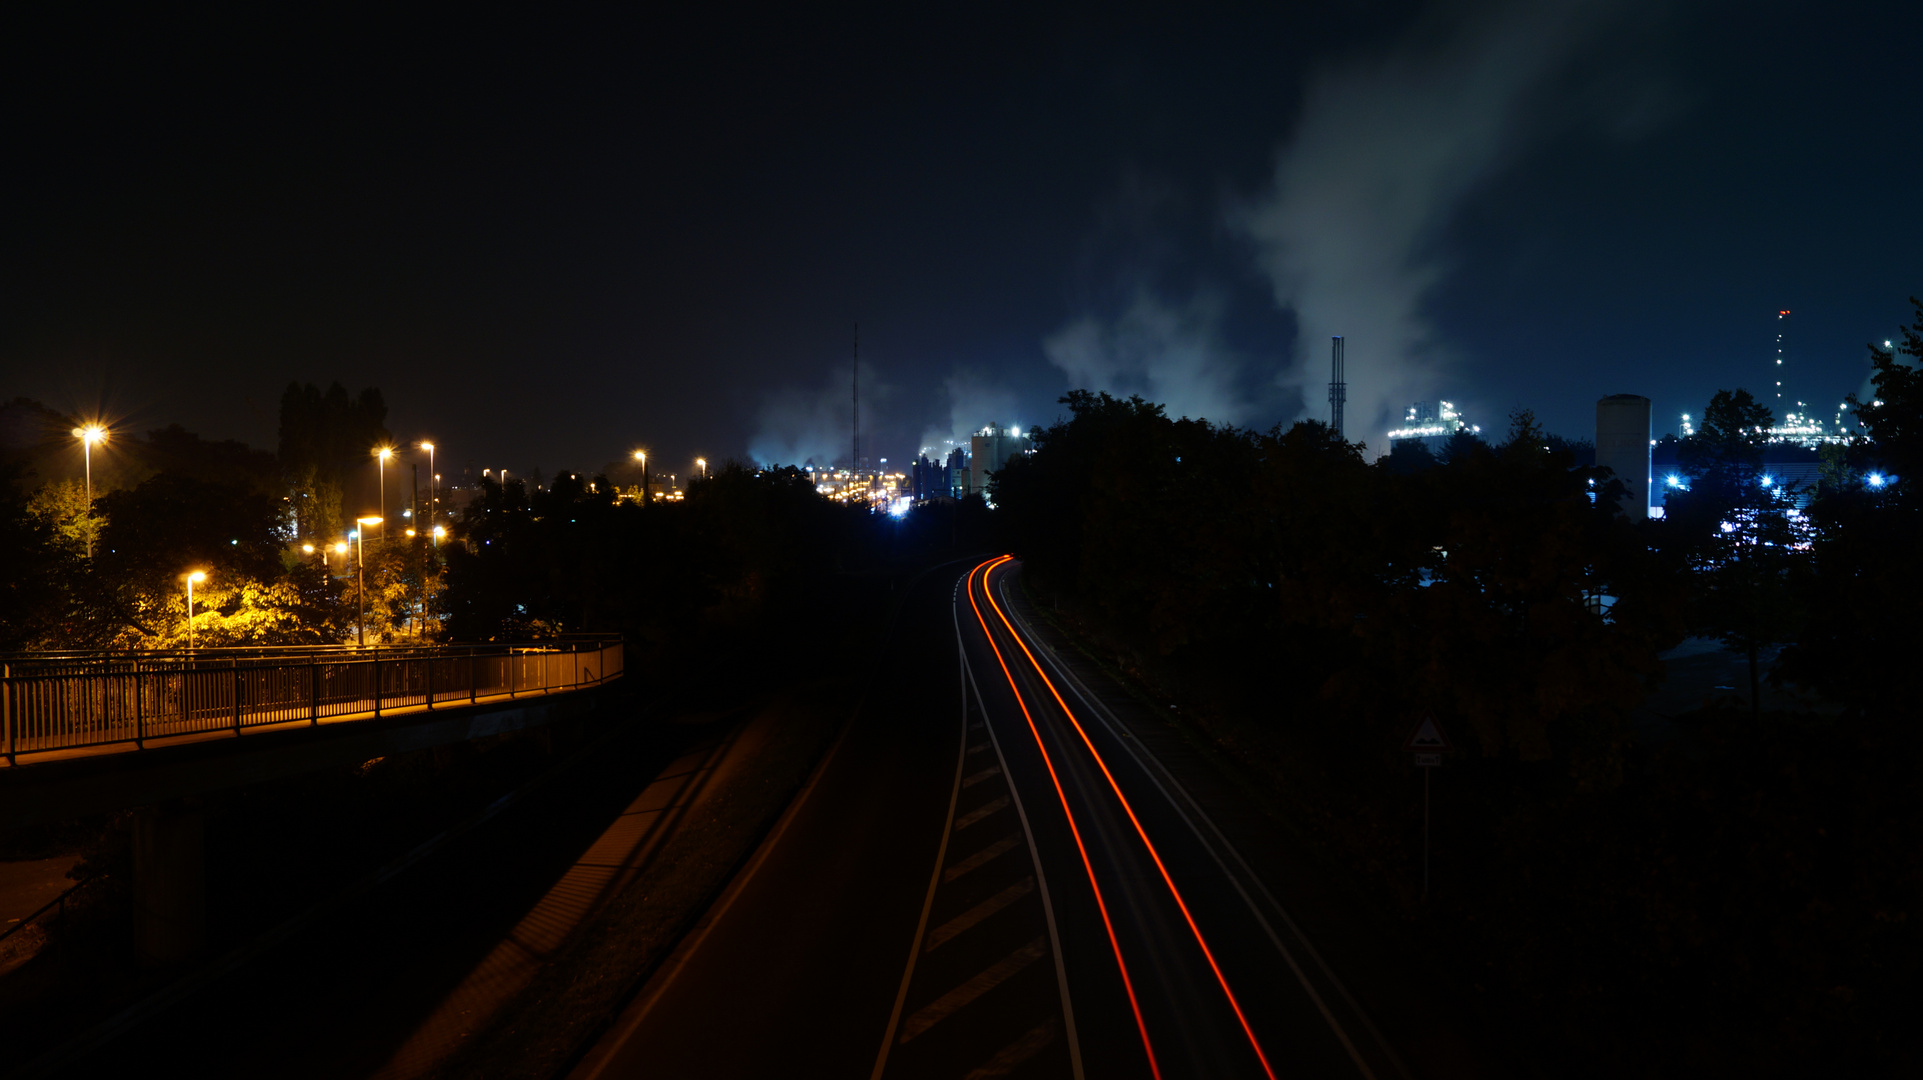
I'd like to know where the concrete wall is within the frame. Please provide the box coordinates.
[1596,394,1652,518]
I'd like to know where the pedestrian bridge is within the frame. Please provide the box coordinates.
[2,639,624,767]
[0,638,627,968]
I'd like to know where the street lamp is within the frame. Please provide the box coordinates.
[697,457,707,481]
[633,450,648,504]
[374,447,395,544]
[184,570,206,652]
[71,424,106,557]
[355,516,382,648]
[419,442,436,528]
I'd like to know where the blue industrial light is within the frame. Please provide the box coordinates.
[1867,472,1887,489]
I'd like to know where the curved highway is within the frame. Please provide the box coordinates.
[575,556,1415,1080]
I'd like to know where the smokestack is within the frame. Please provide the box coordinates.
[1329,335,1346,439]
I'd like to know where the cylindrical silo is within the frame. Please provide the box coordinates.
[1595,394,1652,518]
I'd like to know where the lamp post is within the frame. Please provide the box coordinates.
[71,424,105,557]
[419,442,436,528]
[375,447,394,544]
[331,541,346,570]
[633,450,648,504]
[355,516,382,648]
[185,570,205,652]
[697,457,707,482]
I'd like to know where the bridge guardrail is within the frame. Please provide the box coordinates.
[0,639,625,765]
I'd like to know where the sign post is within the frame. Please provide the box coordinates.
[1403,716,1452,903]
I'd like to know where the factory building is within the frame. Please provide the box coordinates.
[1386,401,1480,453]
[970,424,1032,503]
[911,446,973,502]
[1596,394,1652,518]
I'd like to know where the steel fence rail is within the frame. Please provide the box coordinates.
[1,640,625,765]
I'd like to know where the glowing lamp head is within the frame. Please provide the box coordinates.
[1868,472,1887,489]
[186,570,206,584]
[376,447,394,461]
[302,544,315,554]
[432,525,446,537]
[1761,475,1774,488]
[357,515,383,526]
[72,424,107,445]
[419,441,434,451]
[334,542,348,554]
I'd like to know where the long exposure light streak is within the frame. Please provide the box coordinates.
[966,556,1162,1079]
[981,557,1278,1080]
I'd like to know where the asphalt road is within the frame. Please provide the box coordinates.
[576,556,1420,1080]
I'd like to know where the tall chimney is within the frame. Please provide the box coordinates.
[1329,336,1347,439]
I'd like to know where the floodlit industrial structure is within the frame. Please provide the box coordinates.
[1386,401,1480,453]
[970,423,1032,503]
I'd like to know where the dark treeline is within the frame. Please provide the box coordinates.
[440,463,887,667]
[990,305,1923,1074]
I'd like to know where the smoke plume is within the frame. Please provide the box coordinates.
[916,368,1027,460]
[1240,0,1665,440]
[748,361,889,469]
[1042,289,1253,426]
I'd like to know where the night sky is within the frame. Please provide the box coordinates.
[6,2,1920,480]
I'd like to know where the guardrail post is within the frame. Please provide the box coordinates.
[469,650,478,705]
[310,657,320,726]
[4,662,12,765]
[135,667,145,748]
[373,655,381,718]
[233,659,243,735]
[425,651,434,711]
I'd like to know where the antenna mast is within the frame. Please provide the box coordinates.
[1329,335,1346,439]
[852,322,860,472]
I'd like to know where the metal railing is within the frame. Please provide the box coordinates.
[0,639,625,765]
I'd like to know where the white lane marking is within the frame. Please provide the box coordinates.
[997,570,1409,1080]
[945,836,1021,883]
[967,742,991,755]
[962,765,1002,788]
[925,877,1036,952]
[897,938,1049,1044]
[953,795,1010,831]
[957,578,1085,1080]
[868,626,974,1079]
[962,1018,1060,1079]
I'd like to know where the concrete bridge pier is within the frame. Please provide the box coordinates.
[134,799,206,966]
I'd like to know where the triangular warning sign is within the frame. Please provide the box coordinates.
[1403,715,1451,752]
